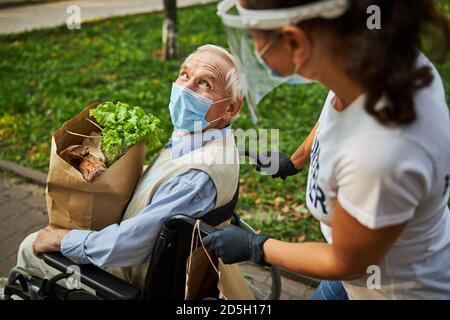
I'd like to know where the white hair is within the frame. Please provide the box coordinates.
[182,44,243,105]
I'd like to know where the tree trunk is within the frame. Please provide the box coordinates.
[162,0,178,60]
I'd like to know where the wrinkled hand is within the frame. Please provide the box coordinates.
[202,225,270,265]
[32,225,70,259]
[256,151,301,180]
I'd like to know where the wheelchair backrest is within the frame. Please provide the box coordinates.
[143,183,240,300]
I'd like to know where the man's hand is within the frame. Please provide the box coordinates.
[32,225,70,259]
[256,151,302,180]
[202,225,270,265]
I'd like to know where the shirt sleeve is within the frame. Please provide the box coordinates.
[335,136,433,229]
[61,169,216,267]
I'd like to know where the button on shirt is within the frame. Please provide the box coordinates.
[61,127,231,267]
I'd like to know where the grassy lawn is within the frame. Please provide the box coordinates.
[1,3,449,242]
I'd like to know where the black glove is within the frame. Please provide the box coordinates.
[202,225,270,265]
[256,151,301,180]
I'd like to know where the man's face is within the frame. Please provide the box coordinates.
[175,50,233,124]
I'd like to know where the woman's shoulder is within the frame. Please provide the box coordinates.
[339,131,433,174]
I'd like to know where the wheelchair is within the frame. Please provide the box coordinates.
[3,182,282,300]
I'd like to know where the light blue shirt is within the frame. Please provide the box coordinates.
[61,127,231,267]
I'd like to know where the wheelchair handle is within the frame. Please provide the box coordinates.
[165,214,217,236]
[239,149,275,167]
[239,149,260,164]
[164,214,244,238]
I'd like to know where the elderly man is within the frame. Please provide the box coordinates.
[16,44,244,289]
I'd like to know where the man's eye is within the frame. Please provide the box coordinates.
[180,73,189,80]
[199,80,211,89]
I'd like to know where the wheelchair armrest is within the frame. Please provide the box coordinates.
[43,252,140,300]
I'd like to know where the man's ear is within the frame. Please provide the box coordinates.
[280,25,312,69]
[223,98,243,121]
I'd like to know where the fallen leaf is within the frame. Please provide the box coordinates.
[273,196,285,209]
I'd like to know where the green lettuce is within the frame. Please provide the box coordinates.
[90,101,162,165]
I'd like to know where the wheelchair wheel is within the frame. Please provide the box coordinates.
[237,220,282,300]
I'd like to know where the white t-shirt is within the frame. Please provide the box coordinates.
[306,53,450,299]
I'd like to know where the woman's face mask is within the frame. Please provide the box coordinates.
[168,83,231,133]
[254,36,314,85]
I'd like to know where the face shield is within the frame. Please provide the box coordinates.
[217,0,350,123]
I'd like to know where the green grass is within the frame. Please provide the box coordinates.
[1,3,449,242]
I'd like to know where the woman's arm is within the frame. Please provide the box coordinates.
[262,201,407,280]
[290,122,318,170]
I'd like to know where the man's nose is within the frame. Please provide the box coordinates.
[181,80,198,93]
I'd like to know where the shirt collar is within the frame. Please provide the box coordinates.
[165,125,232,159]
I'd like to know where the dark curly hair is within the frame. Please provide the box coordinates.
[242,0,450,125]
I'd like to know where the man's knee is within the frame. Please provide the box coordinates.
[16,232,44,277]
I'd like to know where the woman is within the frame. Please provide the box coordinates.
[203,0,450,299]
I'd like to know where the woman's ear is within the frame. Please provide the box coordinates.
[280,24,312,69]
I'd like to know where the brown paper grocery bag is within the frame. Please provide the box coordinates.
[45,102,147,230]
[185,220,254,300]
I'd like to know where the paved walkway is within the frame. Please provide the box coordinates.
[0,168,314,299]
[0,0,216,34]
[0,170,47,277]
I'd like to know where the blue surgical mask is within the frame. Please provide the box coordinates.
[168,83,230,132]
[255,38,313,85]
[258,55,312,85]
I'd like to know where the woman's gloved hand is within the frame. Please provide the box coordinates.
[202,225,271,265]
[256,151,302,180]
